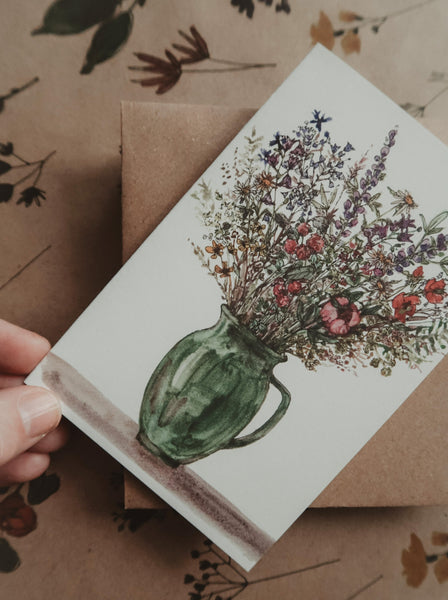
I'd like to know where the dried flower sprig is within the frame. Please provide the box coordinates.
[130,25,276,94]
[0,142,55,206]
[401,70,448,118]
[184,538,339,599]
[311,0,436,55]
[402,532,448,588]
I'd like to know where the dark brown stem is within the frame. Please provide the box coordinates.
[0,245,52,293]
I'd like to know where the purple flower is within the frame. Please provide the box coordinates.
[421,238,431,252]
[437,233,447,251]
[372,224,388,238]
[310,109,332,132]
[280,174,292,188]
[397,231,413,242]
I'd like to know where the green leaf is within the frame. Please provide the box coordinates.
[0,538,20,573]
[0,161,11,175]
[273,212,289,228]
[27,472,60,505]
[362,305,382,316]
[32,0,119,35]
[81,11,134,74]
[349,290,364,302]
[284,265,315,280]
[426,211,448,235]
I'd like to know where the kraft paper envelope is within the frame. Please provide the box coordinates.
[121,101,448,511]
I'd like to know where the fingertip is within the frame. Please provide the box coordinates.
[0,452,50,486]
[0,320,51,375]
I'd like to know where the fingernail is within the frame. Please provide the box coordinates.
[17,388,61,438]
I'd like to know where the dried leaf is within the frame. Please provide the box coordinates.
[339,10,362,22]
[32,0,119,35]
[310,11,335,50]
[432,532,448,546]
[401,533,428,588]
[81,11,133,74]
[434,556,448,583]
[341,30,361,54]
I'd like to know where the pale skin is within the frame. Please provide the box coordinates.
[0,319,69,485]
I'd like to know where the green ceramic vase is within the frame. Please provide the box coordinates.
[137,305,291,466]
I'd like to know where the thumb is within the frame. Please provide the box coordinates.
[0,385,61,466]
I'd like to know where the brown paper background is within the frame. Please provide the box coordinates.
[2,0,448,596]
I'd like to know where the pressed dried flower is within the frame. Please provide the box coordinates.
[310,11,335,50]
[434,556,448,583]
[341,31,361,54]
[130,50,181,94]
[431,531,448,546]
[339,10,362,22]
[401,533,428,588]
[173,26,209,64]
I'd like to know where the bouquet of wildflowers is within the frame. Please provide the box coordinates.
[191,111,448,375]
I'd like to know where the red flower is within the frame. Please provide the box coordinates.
[413,266,423,278]
[307,234,325,253]
[296,244,312,260]
[297,223,310,236]
[392,293,420,323]
[424,279,445,304]
[320,297,360,335]
[276,294,290,307]
[284,239,297,254]
[273,278,286,296]
[288,281,302,295]
[0,492,37,537]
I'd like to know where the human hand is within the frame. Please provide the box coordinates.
[0,319,70,485]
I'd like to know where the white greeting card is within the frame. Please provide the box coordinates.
[27,45,448,570]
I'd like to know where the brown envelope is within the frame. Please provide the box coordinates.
[121,101,448,509]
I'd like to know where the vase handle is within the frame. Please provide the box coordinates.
[225,375,291,449]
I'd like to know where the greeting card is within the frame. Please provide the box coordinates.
[27,45,448,570]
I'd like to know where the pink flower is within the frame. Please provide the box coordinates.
[296,244,312,260]
[288,280,302,294]
[297,222,310,236]
[320,297,360,335]
[307,233,325,253]
[284,239,297,254]
[276,293,290,307]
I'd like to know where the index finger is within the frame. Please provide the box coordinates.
[0,319,50,375]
